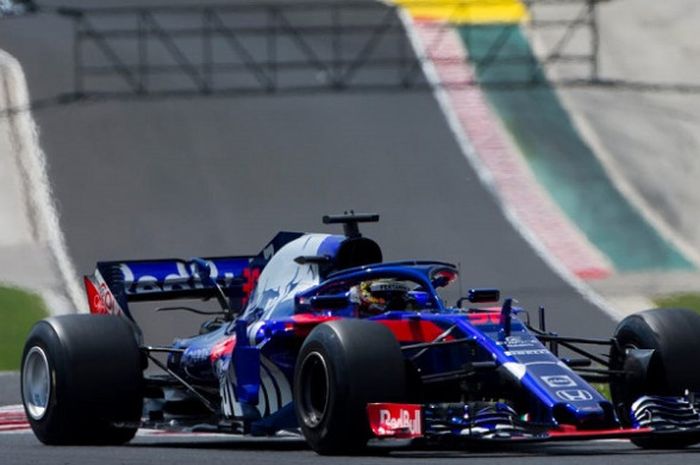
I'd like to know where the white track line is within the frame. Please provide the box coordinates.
[0,50,85,314]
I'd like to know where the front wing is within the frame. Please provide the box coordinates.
[367,397,700,445]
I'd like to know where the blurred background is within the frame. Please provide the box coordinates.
[1,0,699,377]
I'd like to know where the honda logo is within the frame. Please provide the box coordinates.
[556,389,593,402]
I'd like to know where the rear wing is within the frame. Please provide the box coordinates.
[84,232,304,319]
[84,256,253,319]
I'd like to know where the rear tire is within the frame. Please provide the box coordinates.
[21,315,144,445]
[610,308,700,449]
[293,319,406,455]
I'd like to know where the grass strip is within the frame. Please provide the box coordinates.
[653,293,700,314]
[0,286,48,370]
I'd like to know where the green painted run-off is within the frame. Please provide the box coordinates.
[458,25,693,272]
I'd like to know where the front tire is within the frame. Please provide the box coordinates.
[611,308,700,449]
[293,319,406,455]
[21,315,144,445]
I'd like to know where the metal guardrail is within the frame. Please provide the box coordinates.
[59,0,603,99]
[9,0,697,115]
[64,2,421,97]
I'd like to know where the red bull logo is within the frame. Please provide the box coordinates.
[367,403,422,438]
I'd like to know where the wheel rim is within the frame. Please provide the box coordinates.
[299,351,330,428]
[22,346,51,420]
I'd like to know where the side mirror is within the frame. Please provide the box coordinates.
[309,294,350,311]
[456,288,500,307]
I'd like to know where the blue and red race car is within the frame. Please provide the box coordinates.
[20,213,700,453]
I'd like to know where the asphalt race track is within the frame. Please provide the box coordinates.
[1,431,699,465]
[2,0,687,463]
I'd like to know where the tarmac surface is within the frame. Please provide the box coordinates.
[0,373,20,406]
[1,430,700,465]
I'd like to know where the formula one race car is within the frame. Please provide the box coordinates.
[20,213,700,453]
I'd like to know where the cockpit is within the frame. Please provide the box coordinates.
[293,262,460,318]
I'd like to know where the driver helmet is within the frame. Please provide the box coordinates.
[349,279,412,315]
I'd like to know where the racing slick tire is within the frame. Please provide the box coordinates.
[610,308,700,449]
[293,319,406,455]
[21,314,144,445]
